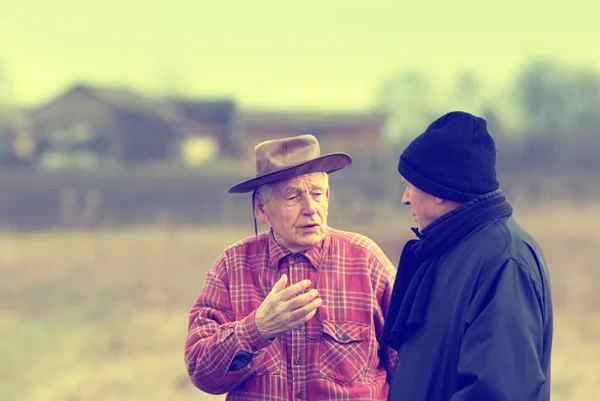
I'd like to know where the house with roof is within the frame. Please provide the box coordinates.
[28,84,245,170]
[160,98,243,166]
[29,84,184,170]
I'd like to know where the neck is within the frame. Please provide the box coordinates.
[419,200,465,234]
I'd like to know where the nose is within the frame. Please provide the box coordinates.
[401,187,410,205]
[302,195,318,215]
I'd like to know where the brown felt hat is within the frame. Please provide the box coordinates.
[228,134,352,193]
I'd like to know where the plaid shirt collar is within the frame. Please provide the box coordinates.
[267,227,331,271]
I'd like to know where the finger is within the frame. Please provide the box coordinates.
[289,297,322,321]
[269,274,288,296]
[285,289,319,310]
[277,279,312,300]
[289,307,319,327]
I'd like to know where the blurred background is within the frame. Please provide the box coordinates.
[1,1,599,400]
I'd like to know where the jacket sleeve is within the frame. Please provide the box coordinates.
[184,253,274,394]
[380,275,399,381]
[450,259,549,401]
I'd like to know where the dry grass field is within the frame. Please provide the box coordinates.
[1,201,599,401]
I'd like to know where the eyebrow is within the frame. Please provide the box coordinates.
[281,183,326,197]
[282,186,301,197]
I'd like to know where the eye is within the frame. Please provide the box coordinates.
[287,195,297,201]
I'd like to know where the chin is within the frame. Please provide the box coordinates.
[299,232,324,245]
[305,232,324,242]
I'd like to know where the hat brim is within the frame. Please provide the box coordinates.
[228,152,352,193]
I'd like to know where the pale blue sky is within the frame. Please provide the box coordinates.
[2,0,599,110]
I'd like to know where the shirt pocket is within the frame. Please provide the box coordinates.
[318,320,369,384]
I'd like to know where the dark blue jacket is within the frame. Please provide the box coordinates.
[385,214,553,401]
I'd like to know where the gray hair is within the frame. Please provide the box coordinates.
[256,182,275,203]
[256,172,329,204]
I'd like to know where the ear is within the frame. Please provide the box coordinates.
[435,197,463,213]
[325,186,330,201]
[253,193,270,224]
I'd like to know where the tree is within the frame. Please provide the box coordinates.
[372,70,442,146]
[513,59,600,170]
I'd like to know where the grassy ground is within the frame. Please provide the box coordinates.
[1,202,599,400]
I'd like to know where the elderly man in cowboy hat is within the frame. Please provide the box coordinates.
[184,134,397,400]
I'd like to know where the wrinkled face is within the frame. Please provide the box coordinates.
[401,177,443,231]
[255,172,330,253]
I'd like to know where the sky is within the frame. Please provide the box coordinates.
[1,0,599,111]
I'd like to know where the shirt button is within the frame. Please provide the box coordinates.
[251,345,258,352]
[297,391,303,398]
[295,358,302,365]
[341,334,349,341]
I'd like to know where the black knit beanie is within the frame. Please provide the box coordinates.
[398,111,499,202]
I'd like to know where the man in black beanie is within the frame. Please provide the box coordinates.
[381,111,553,401]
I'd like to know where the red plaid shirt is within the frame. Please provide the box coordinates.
[185,227,397,401]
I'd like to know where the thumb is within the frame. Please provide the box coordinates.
[269,274,288,296]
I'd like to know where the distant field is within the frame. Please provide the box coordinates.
[1,202,599,400]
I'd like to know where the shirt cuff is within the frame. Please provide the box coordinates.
[236,310,274,353]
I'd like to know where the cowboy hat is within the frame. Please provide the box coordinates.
[228,134,352,193]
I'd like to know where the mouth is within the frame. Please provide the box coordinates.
[298,223,319,230]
